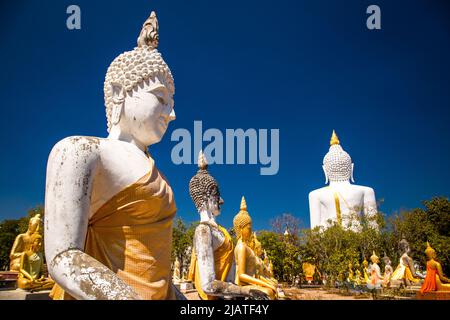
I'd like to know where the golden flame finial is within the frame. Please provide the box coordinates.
[198,150,208,170]
[330,130,340,146]
[137,11,159,49]
[240,196,247,211]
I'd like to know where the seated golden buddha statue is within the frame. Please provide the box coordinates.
[9,213,41,271]
[233,197,278,299]
[362,258,370,284]
[420,242,450,294]
[353,262,363,286]
[391,239,424,286]
[302,262,316,284]
[251,233,277,287]
[347,262,355,284]
[18,233,54,291]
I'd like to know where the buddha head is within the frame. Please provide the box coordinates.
[382,253,391,266]
[28,214,41,234]
[322,130,354,184]
[30,233,43,254]
[370,251,379,264]
[399,238,411,255]
[233,196,253,242]
[104,11,175,146]
[425,241,436,260]
[362,258,369,268]
[189,151,224,215]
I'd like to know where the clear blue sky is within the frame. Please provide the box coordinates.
[0,0,449,231]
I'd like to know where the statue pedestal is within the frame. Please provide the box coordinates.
[0,289,51,300]
[180,282,194,293]
[0,271,19,289]
[417,291,450,300]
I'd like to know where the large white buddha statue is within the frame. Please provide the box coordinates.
[308,131,378,231]
[44,11,181,300]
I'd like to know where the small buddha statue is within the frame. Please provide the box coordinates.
[391,239,424,286]
[347,262,355,284]
[18,233,54,291]
[9,213,41,271]
[420,242,450,294]
[187,152,265,300]
[309,131,378,231]
[362,258,370,284]
[302,262,316,284]
[173,257,181,284]
[367,251,383,289]
[382,254,393,288]
[251,234,277,287]
[233,197,278,299]
[353,262,363,286]
[45,11,181,300]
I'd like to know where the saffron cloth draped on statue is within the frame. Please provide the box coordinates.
[50,157,177,300]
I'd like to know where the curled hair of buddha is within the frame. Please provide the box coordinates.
[323,130,353,182]
[233,196,252,239]
[104,11,175,132]
[189,151,221,212]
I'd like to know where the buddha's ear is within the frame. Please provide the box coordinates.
[111,82,125,126]
[322,165,328,185]
[351,163,355,183]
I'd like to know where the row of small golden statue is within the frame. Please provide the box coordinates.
[8,214,54,291]
[344,240,450,297]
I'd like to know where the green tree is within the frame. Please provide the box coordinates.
[0,206,45,270]
[172,218,197,276]
[0,219,21,270]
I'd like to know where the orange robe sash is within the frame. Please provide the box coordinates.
[50,157,177,300]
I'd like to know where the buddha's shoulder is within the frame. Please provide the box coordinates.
[352,185,375,195]
[50,136,137,159]
[50,136,102,153]
[194,223,213,237]
[48,136,106,165]
[308,187,329,197]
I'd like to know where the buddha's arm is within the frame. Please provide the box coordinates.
[45,137,140,300]
[236,245,276,292]
[308,192,321,229]
[9,235,23,259]
[436,262,450,283]
[193,225,249,297]
[19,254,33,281]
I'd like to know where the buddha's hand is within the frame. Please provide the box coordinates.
[242,287,269,300]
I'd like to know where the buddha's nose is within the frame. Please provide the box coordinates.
[219,197,224,205]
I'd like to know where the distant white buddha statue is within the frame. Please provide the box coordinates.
[308,131,378,231]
